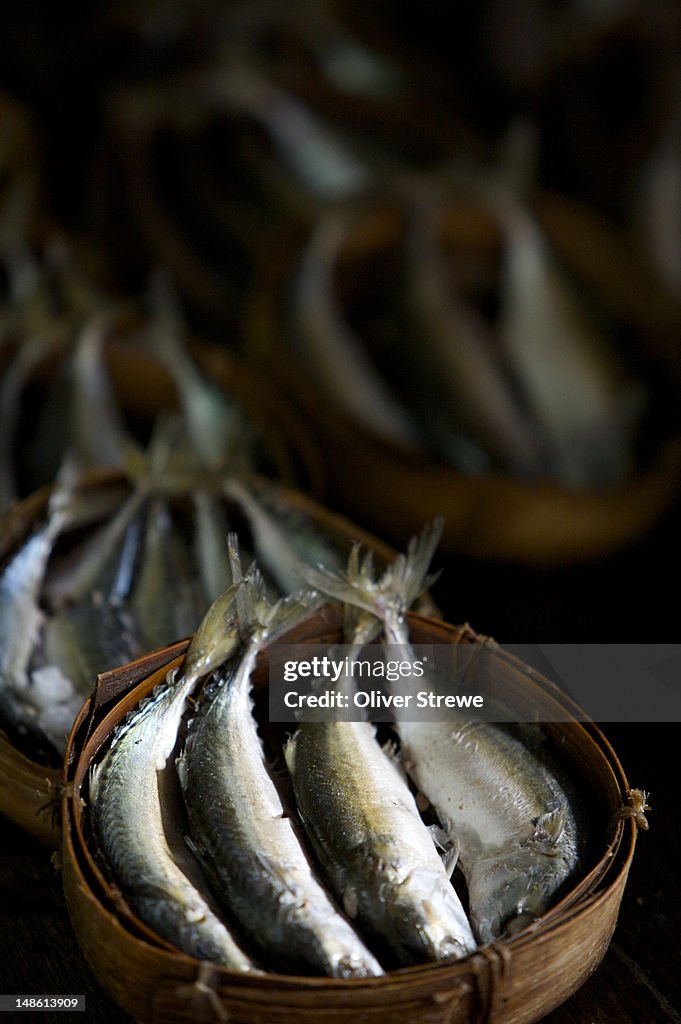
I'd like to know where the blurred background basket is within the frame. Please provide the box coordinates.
[245,191,681,566]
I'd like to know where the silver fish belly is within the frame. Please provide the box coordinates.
[0,494,71,699]
[399,718,579,944]
[177,642,384,978]
[90,668,256,970]
[286,718,476,966]
[131,498,205,649]
[300,523,579,944]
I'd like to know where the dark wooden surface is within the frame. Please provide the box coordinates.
[0,721,677,1024]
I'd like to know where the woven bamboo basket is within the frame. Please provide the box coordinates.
[0,469,405,846]
[245,193,681,565]
[62,607,641,1023]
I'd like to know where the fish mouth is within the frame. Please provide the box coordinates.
[501,910,540,938]
[334,954,381,980]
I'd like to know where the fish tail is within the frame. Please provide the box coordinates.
[145,271,190,374]
[188,583,241,652]
[299,560,375,612]
[226,532,320,643]
[265,588,323,643]
[282,733,296,775]
[300,519,442,626]
[298,539,380,613]
[383,517,444,609]
[146,273,240,469]
[180,581,242,687]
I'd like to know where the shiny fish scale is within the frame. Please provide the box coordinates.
[399,718,579,944]
[301,522,579,945]
[0,494,70,697]
[131,499,206,650]
[177,634,383,979]
[286,718,476,966]
[90,668,256,971]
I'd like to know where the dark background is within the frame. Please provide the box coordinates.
[0,2,679,1020]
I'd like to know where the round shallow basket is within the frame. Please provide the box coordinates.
[62,606,642,1024]
[245,192,681,565]
[0,470,407,846]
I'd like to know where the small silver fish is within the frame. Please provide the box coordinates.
[302,522,579,943]
[27,507,143,754]
[69,309,140,473]
[0,477,77,757]
[406,199,542,475]
[496,198,643,487]
[90,581,257,970]
[223,476,345,595]
[49,417,189,609]
[43,595,137,697]
[49,483,150,609]
[285,633,476,965]
[130,498,206,650]
[0,480,74,698]
[177,556,381,978]
[396,719,580,944]
[292,212,420,448]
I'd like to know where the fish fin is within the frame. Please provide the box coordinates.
[381,518,444,609]
[381,737,401,765]
[175,750,187,789]
[283,734,296,775]
[443,839,460,879]
[302,520,442,618]
[227,534,259,641]
[227,532,245,585]
[427,828,460,878]
[530,803,566,850]
[298,561,374,611]
[231,544,321,644]
[264,588,323,643]
[184,832,207,868]
[343,888,359,919]
[88,760,102,802]
[181,582,241,686]
[43,458,84,533]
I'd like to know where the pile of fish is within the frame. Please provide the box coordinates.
[64,4,660,493]
[89,525,581,975]
[0,273,354,763]
[0,253,240,514]
[2,6,672,500]
[290,188,645,489]
[0,452,351,763]
[86,0,409,335]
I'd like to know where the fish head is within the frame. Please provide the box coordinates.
[469,844,573,945]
